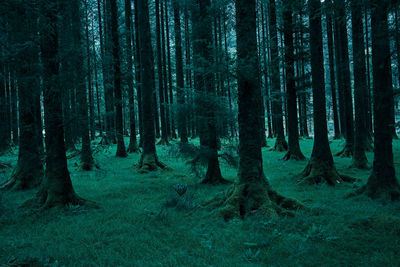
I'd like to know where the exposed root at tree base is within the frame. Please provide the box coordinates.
[205,182,303,221]
[335,144,353,158]
[348,183,400,201]
[201,176,231,185]
[0,167,42,191]
[0,161,12,169]
[19,192,99,213]
[157,139,170,146]
[350,158,371,170]
[270,139,288,152]
[127,143,140,153]
[137,153,172,174]
[281,151,306,161]
[297,159,355,185]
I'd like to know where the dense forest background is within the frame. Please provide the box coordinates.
[1,0,400,266]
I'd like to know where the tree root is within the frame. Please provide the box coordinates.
[350,158,371,170]
[157,138,170,146]
[127,142,140,153]
[201,175,231,185]
[205,182,303,221]
[297,159,355,185]
[270,138,288,152]
[348,182,400,201]
[137,153,171,174]
[335,144,353,158]
[0,166,42,191]
[281,151,306,161]
[19,190,99,212]
[0,161,12,169]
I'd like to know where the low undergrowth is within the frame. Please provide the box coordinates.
[1,138,400,266]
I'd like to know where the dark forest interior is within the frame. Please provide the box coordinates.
[1,0,400,266]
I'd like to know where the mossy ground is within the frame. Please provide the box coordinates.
[1,138,400,266]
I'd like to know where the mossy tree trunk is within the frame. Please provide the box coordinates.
[208,0,302,221]
[282,1,305,161]
[351,0,400,200]
[298,0,354,185]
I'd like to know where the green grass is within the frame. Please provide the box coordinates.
[1,138,400,266]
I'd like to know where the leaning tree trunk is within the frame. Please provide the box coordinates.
[282,2,305,161]
[298,0,354,185]
[136,0,168,173]
[208,0,302,221]
[351,0,400,200]
[269,0,288,151]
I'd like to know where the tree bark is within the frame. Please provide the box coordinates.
[298,0,354,185]
[209,0,302,221]
[110,0,128,157]
[269,0,288,151]
[351,0,400,200]
[136,0,168,172]
[282,1,305,161]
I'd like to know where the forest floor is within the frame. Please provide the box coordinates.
[1,138,400,266]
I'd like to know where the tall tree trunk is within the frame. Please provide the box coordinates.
[325,0,341,139]
[35,0,91,209]
[84,0,95,141]
[155,0,169,144]
[192,0,227,185]
[350,0,369,169]
[136,0,168,172]
[71,0,94,169]
[1,3,43,190]
[210,0,302,221]
[261,2,273,139]
[299,0,354,185]
[269,0,288,151]
[165,1,176,139]
[334,0,355,157]
[10,71,18,145]
[282,1,305,161]
[173,0,188,143]
[351,0,400,200]
[133,0,144,147]
[110,0,128,157]
[125,0,139,153]
[161,0,171,142]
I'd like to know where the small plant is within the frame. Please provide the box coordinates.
[173,183,188,196]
